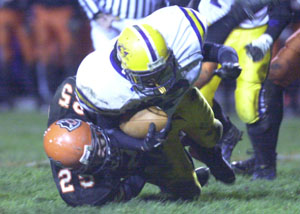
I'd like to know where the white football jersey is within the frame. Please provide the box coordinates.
[76,6,207,116]
[198,0,268,28]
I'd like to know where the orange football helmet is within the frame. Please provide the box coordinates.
[43,119,114,173]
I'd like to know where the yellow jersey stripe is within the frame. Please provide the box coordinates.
[75,88,99,112]
[179,7,206,49]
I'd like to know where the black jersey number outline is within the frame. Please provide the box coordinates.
[58,169,95,193]
[58,83,84,116]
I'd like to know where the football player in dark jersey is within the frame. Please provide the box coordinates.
[44,76,210,206]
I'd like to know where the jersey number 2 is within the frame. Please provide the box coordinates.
[59,169,95,193]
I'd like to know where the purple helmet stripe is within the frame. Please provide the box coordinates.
[133,25,158,62]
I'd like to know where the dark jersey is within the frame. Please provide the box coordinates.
[266,1,293,42]
[47,76,86,126]
[47,76,145,206]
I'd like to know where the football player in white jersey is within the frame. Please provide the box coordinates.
[230,0,294,180]
[75,6,242,191]
[195,0,281,178]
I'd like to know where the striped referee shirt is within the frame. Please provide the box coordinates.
[78,0,166,20]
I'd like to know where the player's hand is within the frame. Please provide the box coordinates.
[214,62,242,80]
[142,117,172,151]
[95,13,117,29]
[245,33,273,62]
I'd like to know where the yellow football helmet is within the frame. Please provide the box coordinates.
[116,24,177,96]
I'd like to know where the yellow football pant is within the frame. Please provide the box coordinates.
[144,87,222,198]
[200,25,271,124]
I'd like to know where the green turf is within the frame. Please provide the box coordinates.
[1,111,300,214]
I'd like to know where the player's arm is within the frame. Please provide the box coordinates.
[203,42,241,80]
[203,43,238,63]
[78,0,102,20]
[245,1,293,62]
[90,110,172,152]
[106,123,167,152]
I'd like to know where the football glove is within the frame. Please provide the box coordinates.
[245,33,273,62]
[142,117,172,152]
[214,62,242,80]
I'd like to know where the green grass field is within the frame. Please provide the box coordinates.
[1,110,300,214]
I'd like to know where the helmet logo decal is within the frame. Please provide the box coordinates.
[56,119,82,132]
[117,43,129,59]
[133,25,158,62]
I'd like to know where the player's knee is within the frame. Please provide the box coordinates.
[164,180,201,200]
[238,112,258,125]
[213,118,223,142]
[236,101,258,124]
[247,116,271,135]
[197,118,223,148]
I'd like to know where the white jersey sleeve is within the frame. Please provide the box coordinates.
[76,41,145,115]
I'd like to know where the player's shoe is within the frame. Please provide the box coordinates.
[252,164,276,180]
[232,156,276,180]
[219,123,243,162]
[231,157,255,176]
[182,134,235,184]
[190,146,236,184]
[252,153,277,180]
[159,167,210,199]
[195,167,210,187]
[206,146,236,184]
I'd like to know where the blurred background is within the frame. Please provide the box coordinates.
[0,0,300,117]
[0,0,93,112]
